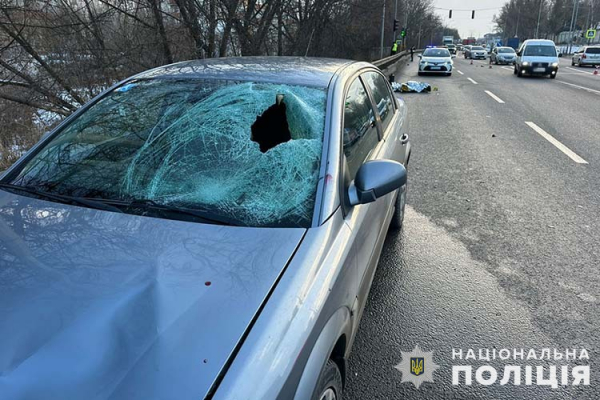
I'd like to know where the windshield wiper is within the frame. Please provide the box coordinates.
[110,198,238,226]
[0,183,124,214]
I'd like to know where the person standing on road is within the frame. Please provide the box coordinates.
[410,46,415,61]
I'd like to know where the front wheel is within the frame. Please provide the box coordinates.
[571,59,575,66]
[550,73,557,79]
[313,360,343,400]
[389,180,408,231]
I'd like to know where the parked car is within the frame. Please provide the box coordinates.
[469,46,488,59]
[571,46,600,67]
[0,57,411,400]
[515,39,559,78]
[491,46,517,64]
[418,47,454,76]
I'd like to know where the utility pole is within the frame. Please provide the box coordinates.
[380,0,386,59]
[568,0,579,54]
[536,0,544,38]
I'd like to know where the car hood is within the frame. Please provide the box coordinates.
[0,191,305,400]
[421,56,451,63]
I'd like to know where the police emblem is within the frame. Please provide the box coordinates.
[410,357,424,376]
[394,345,439,389]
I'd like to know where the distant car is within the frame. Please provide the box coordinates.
[469,46,487,59]
[447,44,457,55]
[571,46,600,67]
[463,45,472,58]
[515,39,559,78]
[456,44,463,52]
[0,57,411,400]
[491,46,517,65]
[418,47,453,76]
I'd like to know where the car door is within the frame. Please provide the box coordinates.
[340,74,388,322]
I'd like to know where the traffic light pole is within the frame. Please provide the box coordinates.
[380,0,386,59]
[393,0,398,41]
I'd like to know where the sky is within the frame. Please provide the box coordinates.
[433,0,509,39]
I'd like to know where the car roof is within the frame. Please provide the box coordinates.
[522,39,555,46]
[132,56,356,88]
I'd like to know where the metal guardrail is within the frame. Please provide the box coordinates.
[372,49,423,70]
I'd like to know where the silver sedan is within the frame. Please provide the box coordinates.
[0,57,410,400]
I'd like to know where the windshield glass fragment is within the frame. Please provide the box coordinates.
[8,79,327,227]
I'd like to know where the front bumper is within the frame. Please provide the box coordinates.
[497,58,516,64]
[419,64,452,73]
[520,65,558,75]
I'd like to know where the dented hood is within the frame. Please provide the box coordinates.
[0,191,305,400]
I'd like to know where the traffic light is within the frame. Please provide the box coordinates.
[393,19,399,32]
[449,10,452,18]
[401,28,407,38]
[472,10,475,19]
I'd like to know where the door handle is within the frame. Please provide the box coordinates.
[400,133,409,144]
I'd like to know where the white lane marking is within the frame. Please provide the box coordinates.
[525,121,588,164]
[501,66,513,71]
[467,77,478,85]
[556,80,600,96]
[457,70,464,75]
[566,66,594,75]
[484,90,505,103]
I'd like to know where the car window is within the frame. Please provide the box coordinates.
[362,71,395,134]
[343,77,379,179]
[6,79,327,228]
[423,49,450,57]
[471,46,484,50]
[586,47,600,54]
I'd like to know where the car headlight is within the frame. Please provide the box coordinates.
[551,62,558,67]
[522,61,530,66]
[420,61,427,66]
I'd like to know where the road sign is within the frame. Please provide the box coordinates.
[586,29,596,39]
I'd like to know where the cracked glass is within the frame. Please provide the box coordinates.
[8,79,327,227]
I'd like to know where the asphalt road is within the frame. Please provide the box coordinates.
[345,55,600,399]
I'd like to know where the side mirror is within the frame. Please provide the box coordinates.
[418,54,422,59]
[348,160,407,206]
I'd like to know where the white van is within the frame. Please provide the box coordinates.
[514,39,559,79]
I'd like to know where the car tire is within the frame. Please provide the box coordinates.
[312,360,343,400]
[514,66,518,75]
[517,67,524,77]
[550,73,556,79]
[571,59,575,66]
[389,178,407,231]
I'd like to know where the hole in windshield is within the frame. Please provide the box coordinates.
[7,79,327,228]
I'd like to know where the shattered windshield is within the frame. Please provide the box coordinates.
[7,79,327,227]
